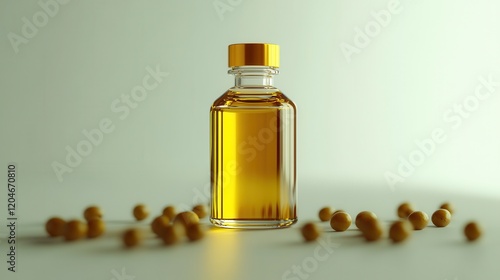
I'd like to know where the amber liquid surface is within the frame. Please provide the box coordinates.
[210,89,296,228]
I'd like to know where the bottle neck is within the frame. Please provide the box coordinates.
[229,66,278,88]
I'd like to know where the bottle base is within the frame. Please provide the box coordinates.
[210,218,297,229]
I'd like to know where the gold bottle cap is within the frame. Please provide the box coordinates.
[228,43,280,67]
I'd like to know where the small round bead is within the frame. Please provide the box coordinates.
[162,205,176,220]
[151,215,170,237]
[464,222,482,241]
[192,204,208,219]
[87,218,106,238]
[122,228,141,248]
[186,223,205,241]
[355,211,378,231]
[83,206,103,221]
[407,211,429,230]
[133,204,150,221]
[173,211,200,229]
[330,211,352,232]
[301,222,321,242]
[45,217,66,237]
[439,202,454,215]
[361,219,383,242]
[389,220,412,243]
[162,225,180,245]
[318,207,333,222]
[431,209,451,227]
[64,220,88,241]
[397,202,414,218]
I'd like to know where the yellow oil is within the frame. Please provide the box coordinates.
[210,90,296,228]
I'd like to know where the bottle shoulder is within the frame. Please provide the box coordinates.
[211,89,296,110]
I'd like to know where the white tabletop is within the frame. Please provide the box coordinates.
[1,182,498,280]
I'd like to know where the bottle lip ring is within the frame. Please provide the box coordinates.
[228,66,279,75]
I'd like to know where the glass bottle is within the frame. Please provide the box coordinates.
[210,43,297,228]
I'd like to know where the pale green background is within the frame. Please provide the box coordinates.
[1,0,500,219]
[1,1,500,280]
